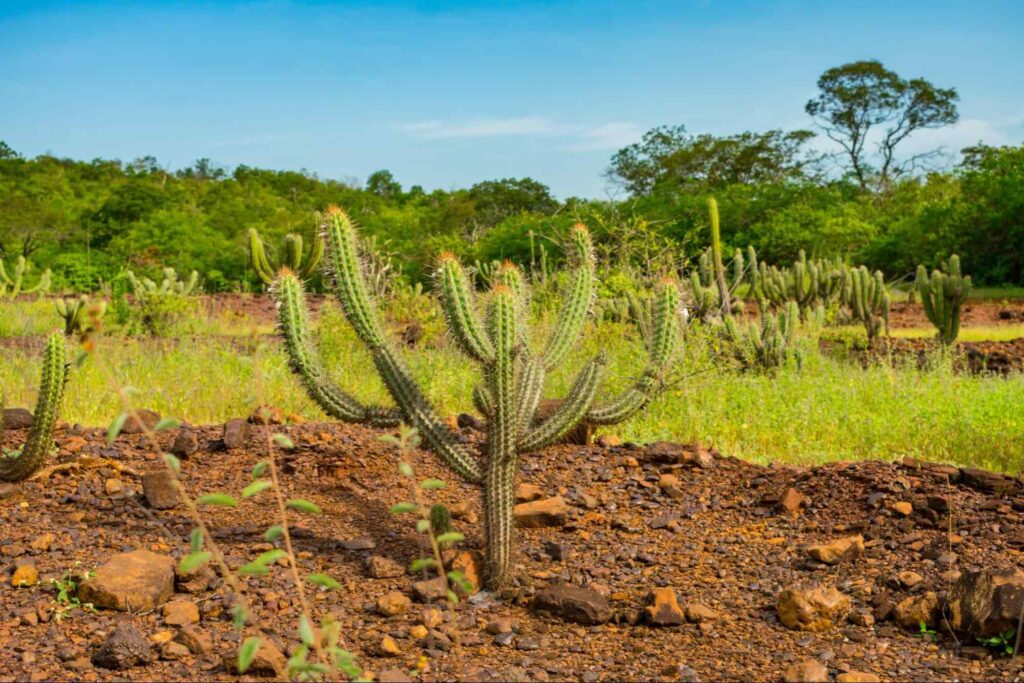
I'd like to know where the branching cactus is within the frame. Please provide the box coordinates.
[126,267,199,297]
[249,228,325,286]
[273,207,681,588]
[0,256,52,299]
[722,301,800,369]
[0,333,68,481]
[56,296,107,339]
[916,255,971,346]
[849,266,890,346]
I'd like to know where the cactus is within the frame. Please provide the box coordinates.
[849,266,890,346]
[0,333,68,481]
[56,296,107,339]
[723,301,800,369]
[249,228,325,286]
[126,267,199,297]
[0,256,52,299]
[272,207,680,588]
[916,255,971,346]
[750,249,848,318]
[125,268,199,336]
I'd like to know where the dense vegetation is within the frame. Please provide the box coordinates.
[1,60,1021,294]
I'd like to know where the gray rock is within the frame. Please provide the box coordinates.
[92,622,153,670]
[222,419,250,450]
[533,584,612,625]
[142,469,179,509]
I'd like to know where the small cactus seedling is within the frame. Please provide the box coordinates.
[916,255,972,346]
[0,333,68,481]
[0,256,51,299]
[722,301,800,369]
[273,207,681,589]
[56,296,107,339]
[249,228,325,286]
[849,266,890,346]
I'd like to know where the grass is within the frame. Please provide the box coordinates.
[892,325,1024,342]
[2,300,1022,474]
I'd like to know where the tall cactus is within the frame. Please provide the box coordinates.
[916,255,971,346]
[272,207,681,588]
[849,266,890,346]
[707,198,732,316]
[249,228,324,285]
[0,256,52,299]
[0,333,68,481]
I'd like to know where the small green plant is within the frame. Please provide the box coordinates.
[384,425,473,604]
[56,295,107,339]
[978,628,1016,656]
[248,227,325,286]
[0,256,51,299]
[124,267,199,336]
[0,332,69,482]
[914,620,938,642]
[49,564,96,621]
[916,254,972,346]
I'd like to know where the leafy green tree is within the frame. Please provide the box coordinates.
[366,169,402,199]
[806,60,959,190]
[467,177,558,228]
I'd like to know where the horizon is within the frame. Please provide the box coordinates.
[2,0,1022,198]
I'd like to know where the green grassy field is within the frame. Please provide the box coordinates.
[2,299,1022,474]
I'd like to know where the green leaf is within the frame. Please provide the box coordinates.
[189,528,203,553]
[409,557,436,572]
[416,519,430,533]
[238,636,260,674]
[178,551,211,574]
[163,453,181,475]
[107,412,128,444]
[419,478,446,489]
[286,499,321,515]
[197,493,238,507]
[231,604,248,630]
[378,434,400,446]
[306,573,343,590]
[251,460,269,478]
[298,615,315,646]
[254,549,288,566]
[273,433,295,449]
[388,502,417,515]
[239,561,270,576]
[435,532,465,545]
[397,461,414,477]
[264,525,283,541]
[447,570,474,592]
[446,589,459,604]
[242,480,274,499]
[154,417,181,431]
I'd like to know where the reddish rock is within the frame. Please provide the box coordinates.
[79,550,175,612]
[514,496,569,528]
[777,584,850,631]
[142,469,179,510]
[948,567,1024,639]
[644,588,685,626]
[534,584,612,625]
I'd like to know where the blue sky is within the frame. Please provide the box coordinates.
[2,0,1021,197]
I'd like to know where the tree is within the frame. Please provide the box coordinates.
[366,169,402,199]
[467,177,558,228]
[607,126,816,196]
[0,141,20,160]
[805,60,959,190]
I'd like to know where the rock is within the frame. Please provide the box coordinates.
[684,603,719,623]
[779,487,807,514]
[805,535,864,565]
[897,571,924,588]
[142,469,179,509]
[543,540,569,561]
[644,588,685,626]
[377,591,412,616]
[596,434,621,447]
[420,606,443,628]
[159,641,190,661]
[514,496,569,528]
[79,550,175,612]
[105,478,123,495]
[222,419,250,450]
[30,532,56,551]
[11,563,39,587]
[378,669,414,683]
[413,576,448,602]
[487,617,516,634]
[948,567,1024,639]
[893,591,939,629]
[0,482,17,499]
[223,638,286,675]
[534,584,612,625]
[162,600,199,626]
[339,537,376,550]
[447,550,483,595]
[644,441,684,463]
[2,407,34,429]
[658,473,681,489]
[91,622,153,670]
[379,636,401,657]
[515,482,544,503]
[960,467,1016,494]
[409,624,429,639]
[365,555,405,579]
[891,501,913,516]
[533,399,591,445]
[171,429,199,457]
[836,673,881,683]
[457,412,484,431]
[122,409,161,434]
[175,625,213,655]
[783,660,828,683]
[249,404,285,425]
[777,584,851,632]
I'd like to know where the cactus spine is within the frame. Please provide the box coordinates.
[272,208,680,589]
[916,255,971,346]
[249,228,325,285]
[0,333,68,481]
[849,266,890,346]
[0,257,51,299]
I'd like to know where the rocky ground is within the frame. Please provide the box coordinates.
[2,413,1024,682]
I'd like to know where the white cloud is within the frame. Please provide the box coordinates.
[396,116,643,152]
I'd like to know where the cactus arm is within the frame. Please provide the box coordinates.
[274,271,400,427]
[587,279,680,425]
[485,286,518,465]
[541,224,595,371]
[0,333,68,482]
[708,198,732,315]
[284,234,304,272]
[472,384,493,418]
[514,353,545,432]
[297,231,325,280]
[323,207,388,347]
[519,356,604,452]
[436,254,495,363]
[249,228,277,285]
